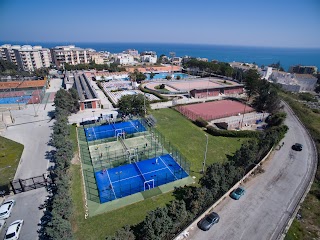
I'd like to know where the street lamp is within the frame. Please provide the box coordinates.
[202,134,208,173]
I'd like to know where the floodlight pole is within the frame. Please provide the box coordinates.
[202,134,208,173]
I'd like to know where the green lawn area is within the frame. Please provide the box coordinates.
[151,108,245,180]
[0,136,24,189]
[70,108,246,239]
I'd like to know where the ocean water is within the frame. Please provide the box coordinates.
[1,42,320,71]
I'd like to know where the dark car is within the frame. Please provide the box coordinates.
[197,212,220,231]
[230,186,245,200]
[292,143,303,151]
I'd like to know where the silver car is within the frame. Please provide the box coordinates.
[0,200,16,220]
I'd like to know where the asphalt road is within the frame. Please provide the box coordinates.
[188,104,316,240]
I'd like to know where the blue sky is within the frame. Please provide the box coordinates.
[0,0,319,48]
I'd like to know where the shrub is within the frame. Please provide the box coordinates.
[206,126,261,138]
[194,118,208,128]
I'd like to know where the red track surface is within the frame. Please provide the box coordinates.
[176,100,254,121]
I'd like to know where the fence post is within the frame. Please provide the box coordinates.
[19,179,25,192]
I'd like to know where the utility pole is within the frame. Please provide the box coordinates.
[202,134,208,173]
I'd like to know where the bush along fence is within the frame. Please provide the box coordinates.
[105,118,288,240]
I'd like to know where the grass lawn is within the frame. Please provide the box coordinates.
[151,108,245,180]
[0,136,24,189]
[280,92,320,239]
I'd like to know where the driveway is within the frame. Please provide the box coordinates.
[188,104,316,240]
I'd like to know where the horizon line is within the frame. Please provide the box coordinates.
[1,40,320,50]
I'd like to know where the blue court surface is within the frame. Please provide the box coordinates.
[95,154,189,203]
[85,120,146,141]
[0,96,31,104]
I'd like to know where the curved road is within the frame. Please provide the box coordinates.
[188,103,317,240]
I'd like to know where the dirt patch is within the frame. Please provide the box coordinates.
[71,153,80,165]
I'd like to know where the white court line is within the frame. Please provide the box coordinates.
[130,120,139,132]
[105,170,117,199]
[112,166,168,184]
[92,127,97,140]
[159,156,177,180]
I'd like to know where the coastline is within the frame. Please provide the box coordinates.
[1,41,320,71]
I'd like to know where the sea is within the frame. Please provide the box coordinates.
[1,42,320,72]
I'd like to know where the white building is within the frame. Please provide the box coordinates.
[259,67,273,80]
[114,53,135,65]
[0,44,51,71]
[50,45,95,67]
[140,51,157,64]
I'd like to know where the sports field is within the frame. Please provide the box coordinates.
[176,99,254,121]
[82,119,190,205]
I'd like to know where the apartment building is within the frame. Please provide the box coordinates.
[0,44,51,71]
[140,51,157,64]
[114,53,135,65]
[50,45,95,67]
[289,65,318,74]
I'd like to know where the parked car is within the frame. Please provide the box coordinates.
[0,200,16,219]
[197,212,220,231]
[4,220,23,240]
[292,143,303,151]
[230,186,246,200]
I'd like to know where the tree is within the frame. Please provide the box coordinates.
[268,61,284,71]
[106,225,135,240]
[118,94,149,116]
[243,69,260,99]
[167,200,188,234]
[140,207,173,240]
[149,72,155,80]
[176,75,181,80]
[165,75,172,80]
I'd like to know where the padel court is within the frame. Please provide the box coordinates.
[95,154,188,203]
[82,119,190,205]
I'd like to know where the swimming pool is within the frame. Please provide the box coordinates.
[145,72,189,80]
[0,96,31,104]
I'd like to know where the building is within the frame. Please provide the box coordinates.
[230,62,258,71]
[289,65,318,74]
[0,44,51,71]
[90,52,105,65]
[114,53,135,65]
[73,73,100,110]
[50,45,95,67]
[140,51,157,64]
[259,66,273,80]
[0,44,20,64]
[270,71,317,92]
[123,49,139,57]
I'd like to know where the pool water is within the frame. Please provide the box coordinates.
[145,72,189,80]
